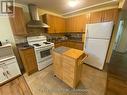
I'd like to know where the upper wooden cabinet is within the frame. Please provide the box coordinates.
[89,11,102,23]
[65,14,89,32]
[101,9,119,24]
[41,8,119,34]
[89,8,119,24]
[9,7,27,36]
[42,14,65,33]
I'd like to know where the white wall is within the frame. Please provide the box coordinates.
[0,16,15,45]
[0,3,29,45]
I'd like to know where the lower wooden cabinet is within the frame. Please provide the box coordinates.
[0,57,21,85]
[55,41,84,50]
[52,47,87,88]
[19,48,38,75]
[52,52,62,80]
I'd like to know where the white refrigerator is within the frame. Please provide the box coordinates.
[84,21,114,70]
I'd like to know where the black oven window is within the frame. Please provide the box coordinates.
[40,49,51,58]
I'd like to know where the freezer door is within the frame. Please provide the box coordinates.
[84,39,110,70]
[86,21,114,39]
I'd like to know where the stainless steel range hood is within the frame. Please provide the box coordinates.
[27,4,49,28]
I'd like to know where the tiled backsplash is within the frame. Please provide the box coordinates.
[14,33,83,44]
[46,33,82,42]
[14,36,27,44]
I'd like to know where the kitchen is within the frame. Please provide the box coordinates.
[0,0,127,95]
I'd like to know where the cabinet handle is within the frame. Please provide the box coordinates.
[6,71,10,75]
[3,72,6,76]
[3,72,9,78]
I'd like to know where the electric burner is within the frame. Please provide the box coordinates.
[43,42,51,44]
[33,44,41,47]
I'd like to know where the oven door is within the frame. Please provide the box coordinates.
[35,46,53,63]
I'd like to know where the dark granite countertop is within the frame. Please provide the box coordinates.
[53,39,83,43]
[16,42,33,50]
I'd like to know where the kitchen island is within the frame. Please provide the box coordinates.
[52,46,87,88]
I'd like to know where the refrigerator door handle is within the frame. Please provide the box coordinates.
[85,38,88,49]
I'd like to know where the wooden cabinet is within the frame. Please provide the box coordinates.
[9,7,27,36]
[74,42,84,50]
[41,8,119,34]
[54,16,65,33]
[89,8,119,24]
[54,41,83,50]
[54,41,67,48]
[0,57,21,85]
[101,9,119,24]
[42,14,65,33]
[65,15,88,32]
[89,11,102,23]
[5,59,21,79]
[53,47,87,88]
[19,48,38,75]
[0,67,7,83]
[52,52,62,80]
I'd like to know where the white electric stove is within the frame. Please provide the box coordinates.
[27,36,54,70]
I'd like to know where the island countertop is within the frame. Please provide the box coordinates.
[53,46,70,54]
[53,46,85,59]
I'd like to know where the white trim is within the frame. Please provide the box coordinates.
[62,0,119,16]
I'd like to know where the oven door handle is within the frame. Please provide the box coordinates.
[35,46,53,51]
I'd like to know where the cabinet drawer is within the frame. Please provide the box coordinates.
[63,62,75,73]
[62,56,75,66]
[63,74,73,87]
[63,68,74,79]
[3,62,21,79]
[23,48,34,54]
[0,57,16,65]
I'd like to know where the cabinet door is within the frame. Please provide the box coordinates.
[5,62,21,79]
[61,42,67,47]
[55,43,61,48]
[52,52,62,79]
[19,48,38,75]
[102,9,119,24]
[54,16,60,33]
[66,15,86,32]
[47,14,56,33]
[9,7,27,36]
[89,11,102,23]
[66,17,74,32]
[43,14,65,33]
[0,67,7,84]
[75,43,83,50]
[74,15,86,32]
[53,16,65,33]
[61,18,66,33]
[68,42,76,48]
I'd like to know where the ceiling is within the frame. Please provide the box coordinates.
[15,0,119,15]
